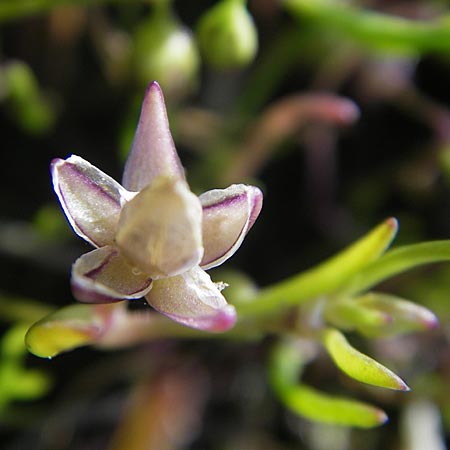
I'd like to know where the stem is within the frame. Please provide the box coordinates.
[284,0,450,55]
[0,0,143,22]
[235,26,311,117]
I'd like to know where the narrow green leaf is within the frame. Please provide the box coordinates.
[25,304,108,358]
[0,365,51,400]
[1,323,30,359]
[269,340,387,428]
[281,384,388,428]
[353,293,438,337]
[344,241,450,295]
[239,218,398,317]
[324,299,390,332]
[322,328,409,391]
[269,339,308,389]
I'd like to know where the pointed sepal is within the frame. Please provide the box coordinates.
[122,81,185,191]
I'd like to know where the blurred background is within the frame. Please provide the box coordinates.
[1,0,450,449]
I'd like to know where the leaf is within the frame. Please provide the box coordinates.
[239,218,398,316]
[269,340,387,428]
[0,325,51,406]
[322,328,409,391]
[353,293,438,337]
[324,299,390,332]
[281,384,388,429]
[25,304,110,358]
[344,241,450,295]
[283,0,450,55]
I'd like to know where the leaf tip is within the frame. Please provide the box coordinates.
[421,310,439,330]
[385,217,398,232]
[376,409,389,425]
[399,380,411,392]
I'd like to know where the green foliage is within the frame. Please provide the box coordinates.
[2,0,450,441]
[1,61,56,134]
[269,340,388,428]
[238,218,398,317]
[322,328,409,391]
[25,304,106,359]
[284,0,450,55]
[325,293,438,338]
[343,241,450,295]
[0,324,51,412]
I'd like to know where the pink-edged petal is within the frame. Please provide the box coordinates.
[122,81,185,191]
[51,155,129,247]
[71,246,152,304]
[200,184,263,270]
[145,266,236,332]
[116,176,203,279]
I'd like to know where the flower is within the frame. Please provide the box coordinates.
[51,81,262,332]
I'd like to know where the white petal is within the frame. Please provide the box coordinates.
[51,155,128,247]
[200,184,263,269]
[122,81,185,191]
[145,266,236,332]
[71,246,152,303]
[116,176,203,279]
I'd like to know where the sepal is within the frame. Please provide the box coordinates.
[145,266,236,332]
[122,81,185,191]
[71,246,153,303]
[51,155,127,247]
[200,184,263,269]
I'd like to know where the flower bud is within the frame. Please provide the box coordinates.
[133,8,199,98]
[196,0,258,69]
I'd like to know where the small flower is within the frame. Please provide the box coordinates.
[51,81,262,332]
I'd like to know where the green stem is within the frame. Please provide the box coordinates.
[235,26,311,117]
[0,0,143,22]
[284,0,450,55]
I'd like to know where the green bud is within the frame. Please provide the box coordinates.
[196,0,258,69]
[133,8,200,98]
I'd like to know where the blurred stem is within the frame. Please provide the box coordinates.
[0,0,144,22]
[0,296,52,323]
[96,307,263,350]
[236,26,311,117]
[284,0,450,55]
